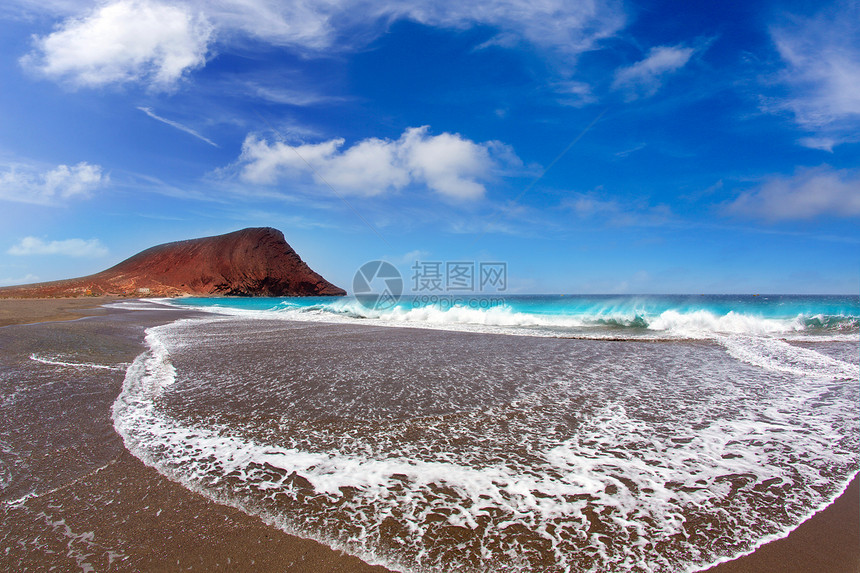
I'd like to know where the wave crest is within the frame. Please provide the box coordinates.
[171,296,859,340]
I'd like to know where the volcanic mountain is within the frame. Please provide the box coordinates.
[0,228,346,298]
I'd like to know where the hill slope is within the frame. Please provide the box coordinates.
[0,228,346,298]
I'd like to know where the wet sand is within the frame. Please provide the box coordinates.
[0,296,116,327]
[0,299,387,572]
[705,474,859,573]
[0,298,856,572]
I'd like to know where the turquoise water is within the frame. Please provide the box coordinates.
[169,294,860,338]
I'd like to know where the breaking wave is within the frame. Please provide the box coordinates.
[168,295,859,341]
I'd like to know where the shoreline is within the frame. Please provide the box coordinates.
[0,297,856,571]
[705,474,859,573]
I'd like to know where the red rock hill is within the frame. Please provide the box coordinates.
[0,228,346,298]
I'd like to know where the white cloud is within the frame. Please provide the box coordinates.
[8,237,108,257]
[20,0,625,91]
[400,128,497,200]
[199,0,625,56]
[237,126,520,201]
[201,0,336,49]
[726,166,860,221]
[0,161,107,204]
[769,4,860,148]
[612,44,694,100]
[22,0,213,90]
[138,107,218,147]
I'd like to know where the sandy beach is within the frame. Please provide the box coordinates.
[0,298,387,572]
[0,296,117,327]
[0,298,856,572]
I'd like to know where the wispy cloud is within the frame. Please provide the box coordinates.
[138,106,218,147]
[2,1,82,18]
[612,44,695,100]
[553,80,597,107]
[613,143,646,159]
[21,0,627,91]
[244,82,346,107]
[768,3,860,149]
[387,0,626,56]
[562,191,673,227]
[0,161,107,205]
[0,273,39,287]
[725,166,860,221]
[235,126,522,201]
[21,0,212,90]
[396,249,431,264]
[200,0,626,56]
[7,236,108,257]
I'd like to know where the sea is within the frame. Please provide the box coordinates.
[111,294,857,572]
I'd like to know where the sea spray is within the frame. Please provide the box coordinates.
[169,294,859,340]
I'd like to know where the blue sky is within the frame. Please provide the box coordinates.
[0,0,858,294]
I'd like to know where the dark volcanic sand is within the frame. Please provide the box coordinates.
[0,296,115,327]
[0,299,856,572]
[0,301,385,572]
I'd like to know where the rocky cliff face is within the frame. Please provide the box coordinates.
[0,228,346,298]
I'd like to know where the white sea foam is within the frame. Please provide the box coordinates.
[169,298,855,342]
[170,301,578,340]
[102,299,177,311]
[0,439,14,491]
[646,309,803,336]
[29,354,128,372]
[716,335,860,380]
[112,317,859,573]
